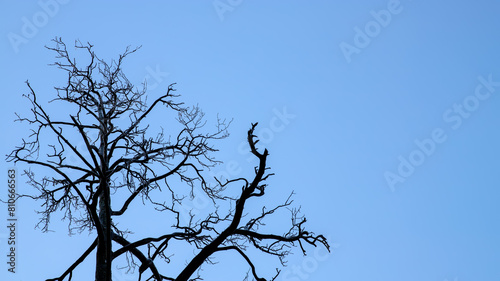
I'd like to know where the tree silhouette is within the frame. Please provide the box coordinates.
[7,38,329,281]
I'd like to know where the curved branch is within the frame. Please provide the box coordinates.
[111,233,163,281]
[46,238,98,281]
[216,246,267,281]
[111,155,189,216]
[24,84,99,175]
[109,84,180,156]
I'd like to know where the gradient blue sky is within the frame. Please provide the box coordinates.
[1,1,500,281]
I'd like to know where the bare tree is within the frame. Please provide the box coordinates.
[7,38,329,281]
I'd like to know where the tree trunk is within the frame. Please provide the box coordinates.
[96,108,112,281]
[95,188,111,281]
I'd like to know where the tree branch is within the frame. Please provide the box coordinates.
[46,238,98,281]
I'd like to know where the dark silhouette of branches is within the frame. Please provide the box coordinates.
[7,38,329,281]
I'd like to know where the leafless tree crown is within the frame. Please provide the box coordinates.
[7,38,329,281]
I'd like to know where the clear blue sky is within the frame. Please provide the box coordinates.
[1,1,500,281]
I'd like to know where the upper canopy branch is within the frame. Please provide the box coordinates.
[170,124,329,281]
